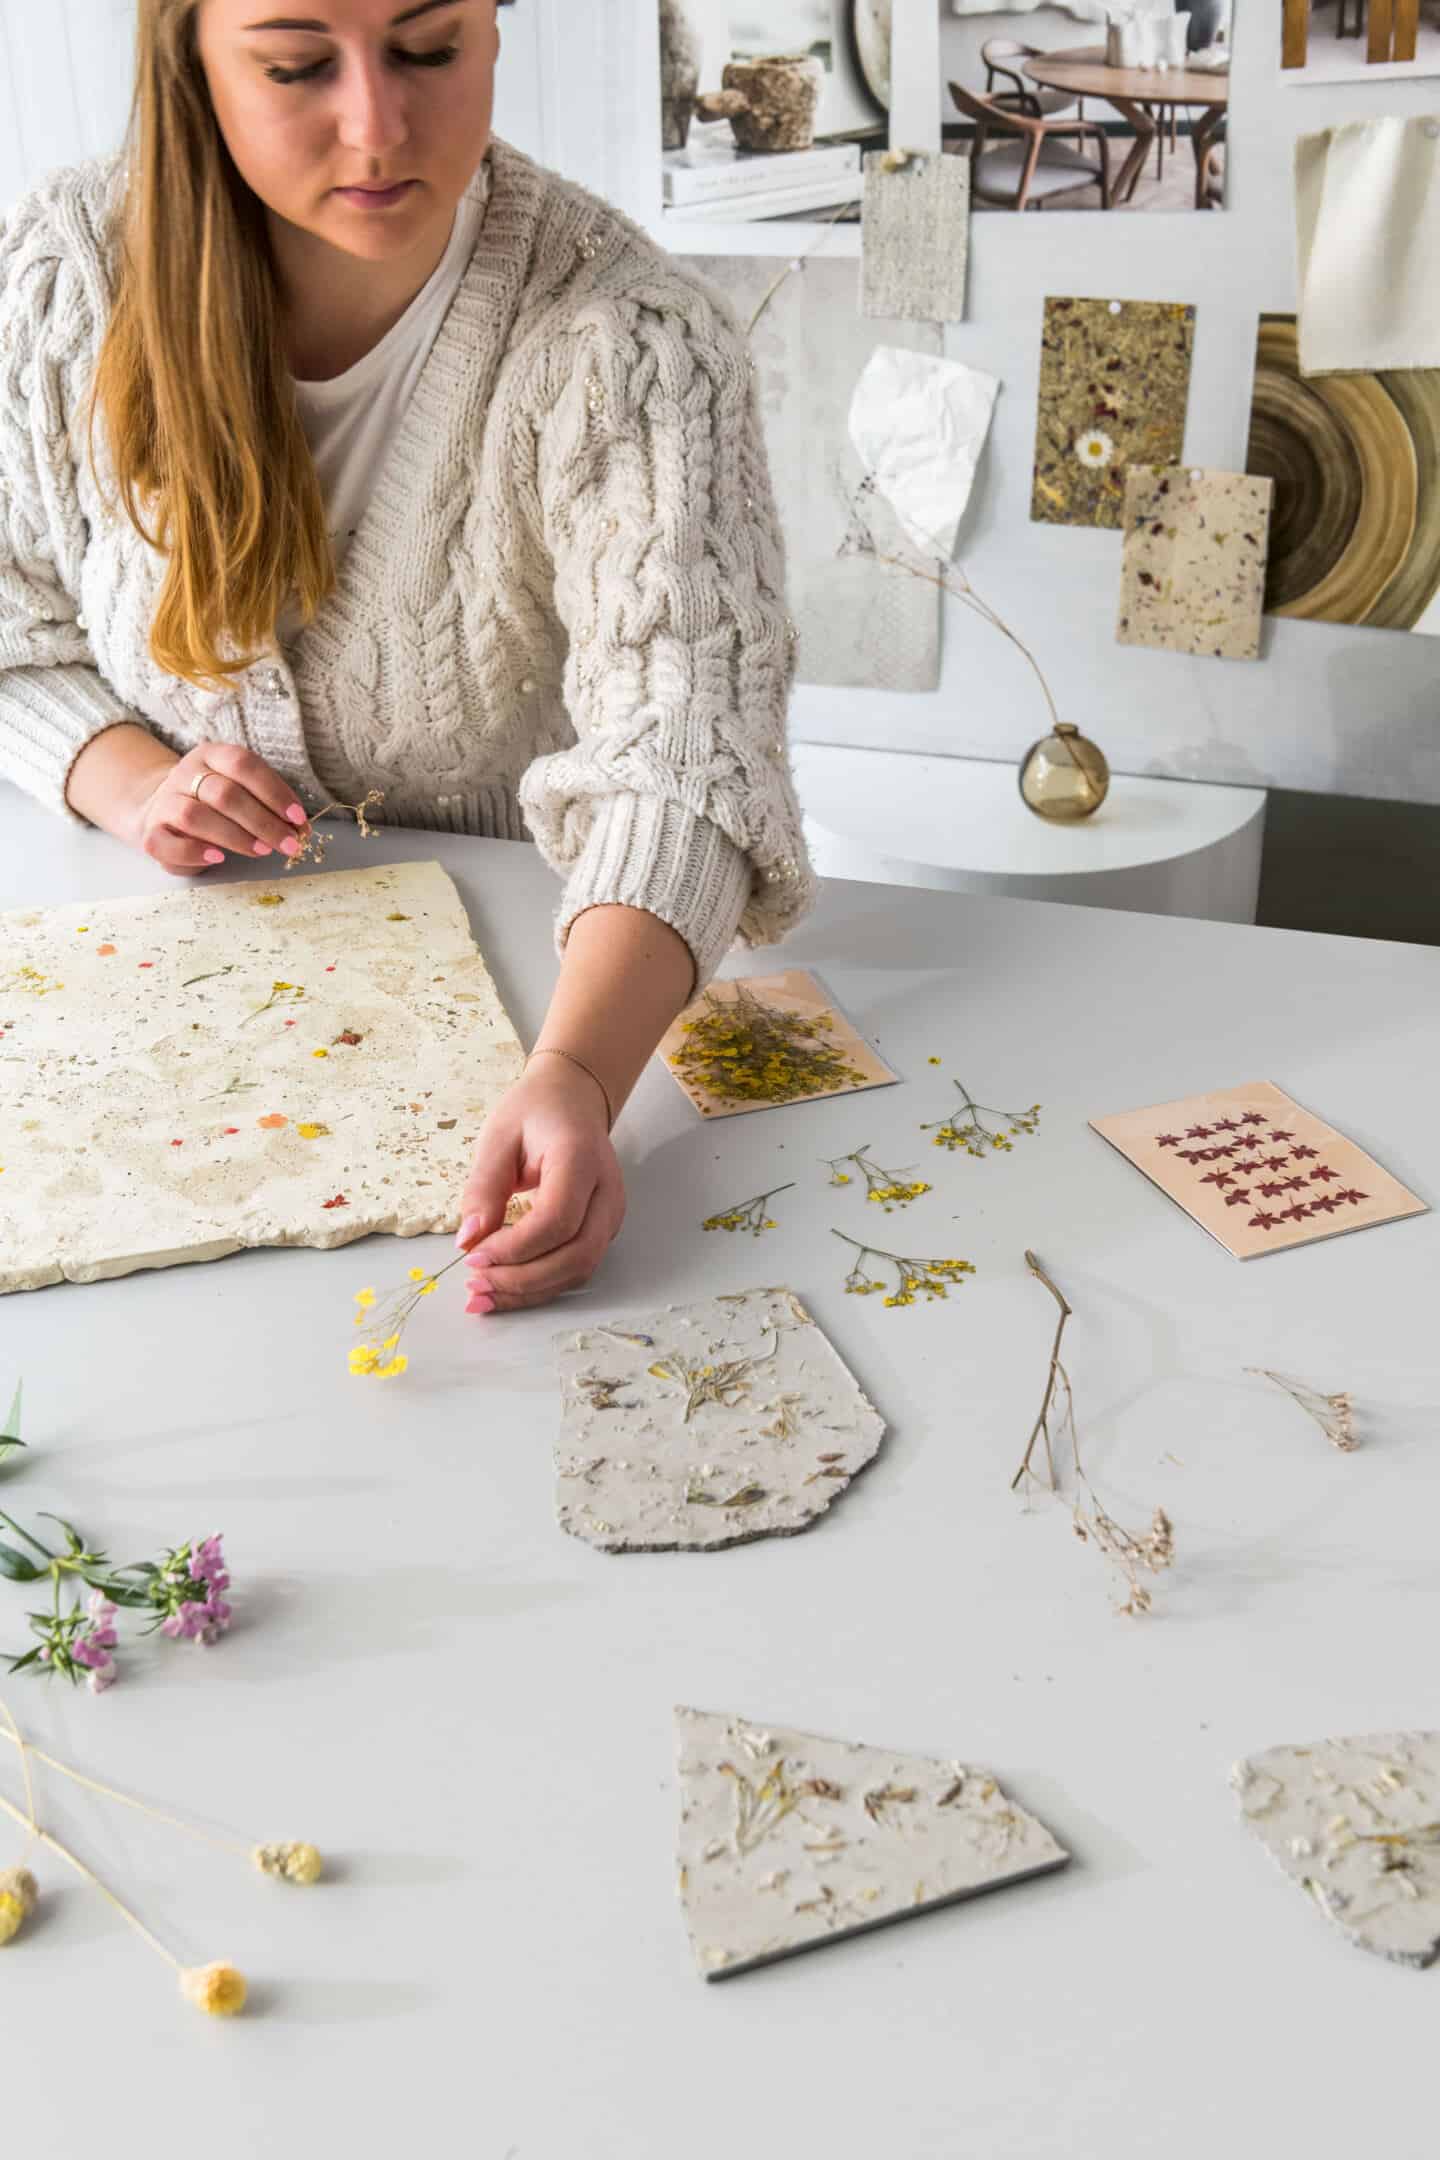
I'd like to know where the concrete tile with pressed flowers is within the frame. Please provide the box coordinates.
[1031,295,1196,530]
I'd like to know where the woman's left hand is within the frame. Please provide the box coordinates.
[454,1057,626,1313]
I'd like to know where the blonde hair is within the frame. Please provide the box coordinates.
[87,2,334,692]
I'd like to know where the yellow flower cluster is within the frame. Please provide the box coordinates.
[835,1231,976,1308]
[700,1184,793,1238]
[180,1961,248,2016]
[925,1087,1042,1157]
[0,1867,37,1946]
[827,1147,931,1213]
[866,1180,930,1208]
[349,1267,441,1379]
[670,984,868,1108]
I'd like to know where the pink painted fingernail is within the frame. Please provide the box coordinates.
[280,837,300,857]
[252,841,272,857]
[466,1294,496,1316]
[455,1213,484,1251]
[465,1272,493,1299]
[203,847,225,865]
[286,804,307,825]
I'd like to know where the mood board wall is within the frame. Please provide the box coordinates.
[2,0,1436,811]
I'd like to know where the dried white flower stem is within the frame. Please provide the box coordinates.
[1012,1250,1069,1492]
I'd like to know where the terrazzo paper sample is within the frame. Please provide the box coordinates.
[1233,1731,1440,1968]
[554,1287,886,1553]
[1117,466,1273,660]
[1031,296,1196,529]
[0,861,525,1292]
[1246,312,1440,633]
[676,1707,1070,1978]
[1090,1080,1426,1258]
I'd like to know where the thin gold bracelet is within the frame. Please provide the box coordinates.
[525,1046,616,1132]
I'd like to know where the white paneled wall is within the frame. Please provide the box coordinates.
[0,0,136,203]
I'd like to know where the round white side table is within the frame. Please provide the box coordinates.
[792,744,1268,924]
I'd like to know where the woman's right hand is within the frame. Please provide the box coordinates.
[68,726,312,873]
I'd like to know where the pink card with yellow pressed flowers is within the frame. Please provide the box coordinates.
[1090,1082,1427,1259]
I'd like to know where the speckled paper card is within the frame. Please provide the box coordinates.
[1090,1081,1427,1259]
[1233,1732,1440,1968]
[861,151,970,322]
[0,861,525,1293]
[1117,467,1274,659]
[675,1708,1070,1979]
[554,1287,886,1553]
[656,969,898,1120]
[1031,296,1196,529]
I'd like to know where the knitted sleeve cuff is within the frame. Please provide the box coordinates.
[0,665,138,824]
[555,793,752,994]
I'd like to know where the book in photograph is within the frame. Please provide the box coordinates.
[663,138,861,206]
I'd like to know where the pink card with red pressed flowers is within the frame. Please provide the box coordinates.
[1090,1082,1427,1259]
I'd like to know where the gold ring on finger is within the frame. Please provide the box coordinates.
[188,767,215,805]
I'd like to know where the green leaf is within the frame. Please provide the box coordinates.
[0,1541,43,1582]
[0,1377,22,1467]
[5,1646,43,1674]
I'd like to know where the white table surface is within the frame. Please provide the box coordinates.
[793,741,1266,878]
[2,793,1438,2158]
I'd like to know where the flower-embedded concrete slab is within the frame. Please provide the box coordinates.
[1233,1731,1440,1969]
[553,1288,886,1553]
[1031,295,1196,530]
[0,861,524,1292]
[675,1707,1071,1979]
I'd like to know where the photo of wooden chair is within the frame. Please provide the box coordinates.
[980,37,1083,121]
[948,81,1110,212]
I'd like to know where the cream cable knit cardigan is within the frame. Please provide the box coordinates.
[0,138,815,985]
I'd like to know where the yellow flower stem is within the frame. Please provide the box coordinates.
[0,1784,182,1971]
[0,1720,250,1861]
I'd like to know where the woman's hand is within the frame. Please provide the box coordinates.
[65,725,311,872]
[455,1056,626,1314]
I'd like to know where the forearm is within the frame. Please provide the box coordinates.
[533,903,696,1123]
[64,720,178,838]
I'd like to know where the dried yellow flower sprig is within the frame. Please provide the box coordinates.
[701,1184,795,1237]
[1013,1251,1176,1617]
[832,1229,975,1306]
[826,1144,930,1211]
[923,1080,1041,1157]
[351,1264,448,1378]
[668,982,868,1109]
[1246,1368,1358,1452]
[0,1863,36,1944]
[285,788,385,871]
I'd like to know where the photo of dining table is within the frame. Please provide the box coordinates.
[1023,46,1229,210]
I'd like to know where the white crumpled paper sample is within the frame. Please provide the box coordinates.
[848,345,999,559]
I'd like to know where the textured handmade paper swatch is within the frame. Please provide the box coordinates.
[849,346,999,557]
[861,150,970,322]
[681,253,941,690]
[1031,296,1196,529]
[1090,1081,1427,1259]
[1246,312,1440,633]
[675,1707,1070,1979]
[1116,466,1274,660]
[1233,1732,1440,1968]
[554,1287,886,1554]
[0,862,525,1293]
[656,969,898,1120]
[1295,119,1440,378]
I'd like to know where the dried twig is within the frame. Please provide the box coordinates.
[1014,1251,1175,1617]
[1246,1369,1358,1452]
[286,790,385,871]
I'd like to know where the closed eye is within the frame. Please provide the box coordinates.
[264,43,460,83]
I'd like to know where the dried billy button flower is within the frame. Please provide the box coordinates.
[668,981,868,1108]
[0,1865,37,1944]
[701,1183,795,1236]
[923,1080,1041,1156]
[180,1962,248,2016]
[825,1145,930,1211]
[253,1841,323,1886]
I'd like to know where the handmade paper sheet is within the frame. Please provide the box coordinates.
[0,861,525,1292]
[1246,312,1440,634]
[554,1287,886,1554]
[1031,296,1196,529]
[1116,466,1273,660]
[1233,1732,1440,1968]
[1090,1081,1426,1259]
[656,969,898,1120]
[675,1707,1070,1979]
[861,150,970,323]
[1296,118,1440,378]
[681,254,942,691]
[849,346,999,557]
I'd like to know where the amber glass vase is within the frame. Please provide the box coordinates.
[1018,722,1110,822]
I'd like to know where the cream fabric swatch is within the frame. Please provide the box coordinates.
[861,151,970,322]
[1296,117,1440,377]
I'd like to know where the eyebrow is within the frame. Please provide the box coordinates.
[243,1,466,30]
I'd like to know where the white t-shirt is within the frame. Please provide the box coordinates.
[276,179,489,641]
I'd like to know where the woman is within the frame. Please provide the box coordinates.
[0,0,814,1313]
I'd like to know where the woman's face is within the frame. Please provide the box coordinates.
[194,0,500,264]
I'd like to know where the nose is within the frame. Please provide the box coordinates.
[334,51,411,160]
